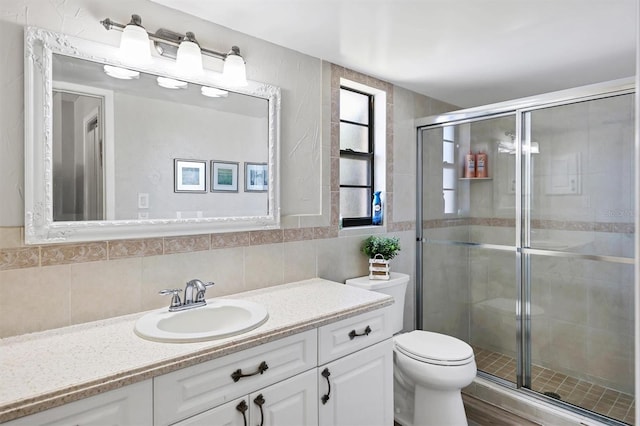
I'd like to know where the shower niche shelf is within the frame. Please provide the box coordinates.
[459,177,492,181]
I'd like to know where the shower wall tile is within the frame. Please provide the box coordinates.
[587,327,634,394]
[546,320,589,377]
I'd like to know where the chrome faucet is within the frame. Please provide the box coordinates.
[159,279,215,312]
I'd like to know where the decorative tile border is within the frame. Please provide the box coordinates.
[164,235,210,254]
[0,226,346,271]
[0,247,40,271]
[41,242,107,267]
[211,232,250,249]
[108,238,163,260]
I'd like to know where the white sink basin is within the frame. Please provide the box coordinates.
[134,299,269,343]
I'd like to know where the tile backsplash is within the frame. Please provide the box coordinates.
[0,226,416,338]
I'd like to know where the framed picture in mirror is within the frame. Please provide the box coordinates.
[211,161,239,192]
[174,159,207,193]
[245,162,268,192]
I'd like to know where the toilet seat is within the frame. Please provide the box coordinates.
[394,330,474,366]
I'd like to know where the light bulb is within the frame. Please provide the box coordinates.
[222,46,247,87]
[119,15,151,66]
[176,32,203,78]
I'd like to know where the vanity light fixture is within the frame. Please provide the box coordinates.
[101,15,248,86]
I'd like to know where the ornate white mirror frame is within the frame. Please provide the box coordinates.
[24,26,281,244]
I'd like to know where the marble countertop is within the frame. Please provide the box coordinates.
[0,278,392,423]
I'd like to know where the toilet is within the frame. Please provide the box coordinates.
[346,272,476,426]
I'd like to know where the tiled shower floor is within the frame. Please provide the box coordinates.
[473,347,635,425]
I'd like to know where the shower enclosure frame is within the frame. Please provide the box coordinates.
[415,77,635,424]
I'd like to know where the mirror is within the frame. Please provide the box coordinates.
[25,27,280,244]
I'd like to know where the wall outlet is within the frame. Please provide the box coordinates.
[138,212,149,219]
[138,193,149,209]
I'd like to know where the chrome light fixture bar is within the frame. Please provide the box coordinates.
[100,14,247,86]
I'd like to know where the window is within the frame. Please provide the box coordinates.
[339,87,374,227]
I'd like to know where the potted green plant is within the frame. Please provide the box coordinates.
[361,236,401,280]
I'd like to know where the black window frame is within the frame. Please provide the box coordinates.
[339,86,375,228]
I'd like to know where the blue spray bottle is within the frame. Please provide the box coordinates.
[372,191,383,225]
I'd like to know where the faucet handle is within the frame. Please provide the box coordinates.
[159,288,182,309]
[195,281,215,302]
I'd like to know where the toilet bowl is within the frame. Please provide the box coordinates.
[346,273,477,426]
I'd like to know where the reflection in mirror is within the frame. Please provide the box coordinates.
[52,54,269,222]
[25,27,280,244]
[52,89,105,221]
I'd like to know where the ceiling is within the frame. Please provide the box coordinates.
[150,0,637,108]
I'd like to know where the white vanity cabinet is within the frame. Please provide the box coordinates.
[2,303,393,426]
[2,380,152,426]
[317,307,394,426]
[154,330,318,426]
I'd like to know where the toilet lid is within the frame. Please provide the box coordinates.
[394,330,474,366]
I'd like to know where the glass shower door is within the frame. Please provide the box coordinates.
[419,114,519,385]
[418,83,635,425]
[524,93,635,424]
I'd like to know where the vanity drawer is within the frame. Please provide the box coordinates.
[154,329,317,426]
[317,306,392,365]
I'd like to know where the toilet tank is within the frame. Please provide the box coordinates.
[345,272,410,334]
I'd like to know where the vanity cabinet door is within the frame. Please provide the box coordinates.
[172,397,249,426]
[249,369,318,426]
[318,339,393,426]
[154,330,317,426]
[3,380,152,426]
